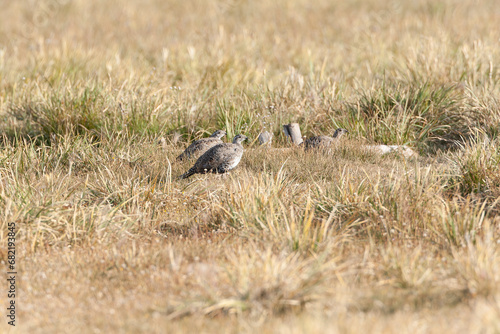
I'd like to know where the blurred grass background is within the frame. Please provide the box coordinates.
[1,0,500,333]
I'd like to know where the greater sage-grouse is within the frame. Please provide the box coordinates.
[258,131,273,146]
[180,134,248,179]
[176,130,226,161]
[304,128,349,150]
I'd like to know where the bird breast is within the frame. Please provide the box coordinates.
[228,155,242,170]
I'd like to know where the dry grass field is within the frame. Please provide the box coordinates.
[1,0,500,332]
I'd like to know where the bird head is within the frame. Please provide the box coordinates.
[333,128,349,138]
[232,134,248,144]
[211,130,227,139]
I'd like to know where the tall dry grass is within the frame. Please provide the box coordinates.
[1,0,500,333]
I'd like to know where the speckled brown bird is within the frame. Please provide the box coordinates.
[180,134,247,179]
[258,131,273,146]
[303,128,348,151]
[176,130,226,161]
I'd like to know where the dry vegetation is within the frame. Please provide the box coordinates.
[1,0,500,332]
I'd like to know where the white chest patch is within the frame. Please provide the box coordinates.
[229,155,242,169]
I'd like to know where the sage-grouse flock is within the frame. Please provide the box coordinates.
[176,127,353,179]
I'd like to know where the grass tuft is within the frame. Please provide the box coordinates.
[1,0,500,332]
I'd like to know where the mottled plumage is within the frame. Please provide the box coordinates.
[180,135,247,179]
[304,128,348,151]
[258,131,273,146]
[176,130,226,161]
